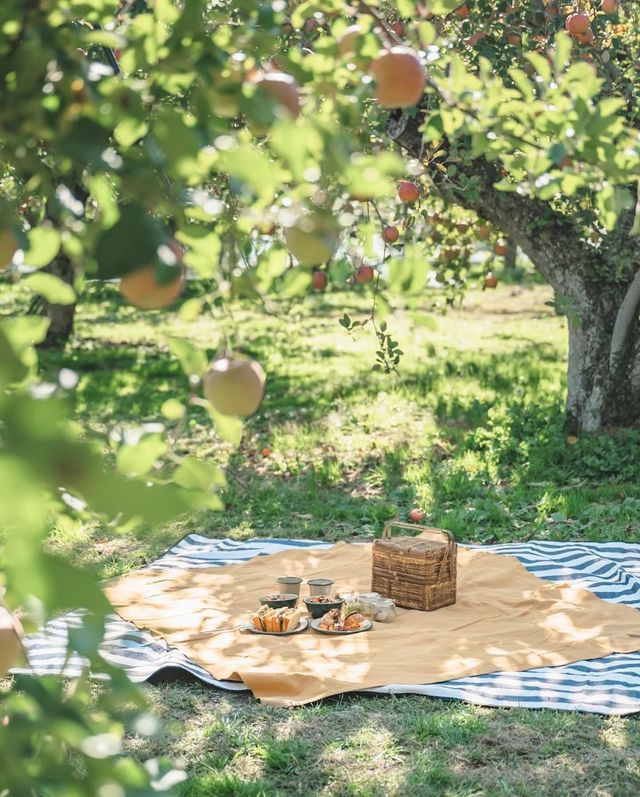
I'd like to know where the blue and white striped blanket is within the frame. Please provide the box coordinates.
[15,535,640,715]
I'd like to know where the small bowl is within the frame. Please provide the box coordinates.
[304,596,344,619]
[259,593,298,609]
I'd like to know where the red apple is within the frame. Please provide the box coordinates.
[382,225,400,243]
[355,265,375,284]
[454,4,469,19]
[484,271,498,289]
[601,0,618,12]
[370,47,425,109]
[312,270,328,291]
[408,508,426,522]
[565,12,590,34]
[398,181,419,204]
[573,27,594,44]
[466,31,488,47]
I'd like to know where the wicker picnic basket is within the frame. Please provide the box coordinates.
[371,521,457,611]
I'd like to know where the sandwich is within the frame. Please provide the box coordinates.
[252,606,301,632]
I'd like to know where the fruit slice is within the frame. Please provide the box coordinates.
[203,356,266,417]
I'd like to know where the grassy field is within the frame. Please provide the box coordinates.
[6,280,640,796]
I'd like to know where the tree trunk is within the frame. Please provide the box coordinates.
[388,109,640,432]
[504,238,517,271]
[29,254,76,348]
[566,305,640,434]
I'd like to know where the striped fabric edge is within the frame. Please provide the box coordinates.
[12,535,640,716]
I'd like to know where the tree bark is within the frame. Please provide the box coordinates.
[388,109,640,432]
[29,254,76,348]
[566,307,640,433]
[504,238,517,271]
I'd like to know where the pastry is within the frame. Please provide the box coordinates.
[318,603,365,631]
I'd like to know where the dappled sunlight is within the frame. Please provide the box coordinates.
[541,610,605,642]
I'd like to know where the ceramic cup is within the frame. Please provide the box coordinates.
[307,578,333,597]
[276,576,303,597]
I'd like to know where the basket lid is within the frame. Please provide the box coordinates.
[375,536,447,554]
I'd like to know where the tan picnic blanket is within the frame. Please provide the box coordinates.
[105,539,640,706]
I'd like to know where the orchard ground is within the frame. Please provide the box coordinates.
[4,279,640,796]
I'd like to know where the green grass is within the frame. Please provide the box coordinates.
[4,280,640,795]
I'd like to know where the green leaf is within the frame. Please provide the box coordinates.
[280,267,312,297]
[256,247,289,290]
[174,457,226,491]
[344,153,405,200]
[206,405,244,446]
[178,297,202,322]
[153,107,203,179]
[114,117,149,148]
[395,0,414,16]
[161,398,185,421]
[0,316,49,383]
[24,273,76,305]
[427,0,463,14]
[23,226,60,268]
[270,120,309,183]
[220,146,279,204]
[176,227,220,279]
[551,31,573,73]
[116,434,167,477]
[168,337,207,379]
[0,329,29,386]
[94,204,164,279]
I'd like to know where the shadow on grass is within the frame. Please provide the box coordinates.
[133,676,640,797]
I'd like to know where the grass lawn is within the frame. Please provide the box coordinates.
[5,280,640,796]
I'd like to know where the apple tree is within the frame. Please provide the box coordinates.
[0,0,639,790]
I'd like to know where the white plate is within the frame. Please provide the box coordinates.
[310,618,373,635]
[244,617,308,636]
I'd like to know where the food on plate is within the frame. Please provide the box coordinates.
[307,595,336,603]
[318,603,366,632]
[252,605,302,632]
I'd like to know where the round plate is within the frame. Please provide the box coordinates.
[310,618,373,635]
[244,617,308,636]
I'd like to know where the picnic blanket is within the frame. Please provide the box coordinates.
[102,536,640,706]
[15,535,640,714]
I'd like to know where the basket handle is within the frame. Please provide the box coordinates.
[381,521,455,583]
[382,521,455,546]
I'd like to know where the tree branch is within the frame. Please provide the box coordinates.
[610,266,640,371]
[388,108,598,307]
